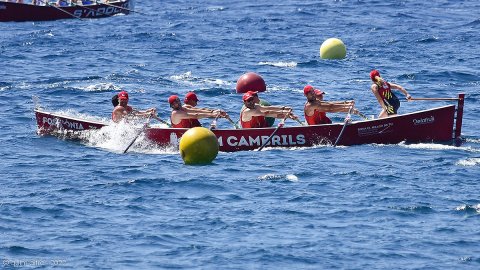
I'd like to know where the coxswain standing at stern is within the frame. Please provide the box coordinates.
[169,95,228,128]
[240,92,298,128]
[370,70,412,118]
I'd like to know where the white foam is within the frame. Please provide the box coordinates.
[457,158,480,167]
[80,122,178,155]
[258,61,298,68]
[170,71,232,87]
[259,173,299,182]
[465,138,480,143]
[455,204,480,213]
[399,142,480,153]
[84,83,120,92]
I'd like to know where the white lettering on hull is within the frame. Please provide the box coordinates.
[72,3,130,18]
[413,116,434,125]
[357,122,394,137]
[42,117,84,130]
[218,134,306,148]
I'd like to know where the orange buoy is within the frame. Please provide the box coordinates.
[236,72,266,93]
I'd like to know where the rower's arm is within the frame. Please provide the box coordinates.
[390,83,412,100]
[185,111,220,119]
[258,105,291,115]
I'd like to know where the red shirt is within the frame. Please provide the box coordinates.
[304,104,332,125]
[240,109,267,128]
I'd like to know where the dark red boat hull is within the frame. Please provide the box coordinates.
[0,0,133,22]
[145,105,458,152]
[35,97,464,152]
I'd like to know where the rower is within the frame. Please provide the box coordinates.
[370,70,412,118]
[111,91,156,123]
[111,94,119,107]
[169,95,228,128]
[303,85,358,125]
[240,92,298,128]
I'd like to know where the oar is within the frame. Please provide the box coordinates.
[151,114,171,127]
[356,111,369,120]
[95,0,147,15]
[225,115,239,129]
[333,104,354,147]
[123,115,151,154]
[293,118,305,126]
[257,113,289,151]
[410,97,460,101]
[40,1,84,20]
[209,114,220,130]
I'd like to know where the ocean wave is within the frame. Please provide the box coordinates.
[170,71,232,87]
[416,36,439,43]
[399,142,480,152]
[465,138,480,143]
[258,61,297,68]
[206,6,226,12]
[464,18,480,27]
[455,204,480,214]
[457,158,480,166]
[391,205,435,214]
[84,83,120,92]
[258,173,299,182]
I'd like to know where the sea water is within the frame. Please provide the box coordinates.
[1,1,480,269]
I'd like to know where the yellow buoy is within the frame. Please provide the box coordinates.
[179,127,219,165]
[319,38,347,59]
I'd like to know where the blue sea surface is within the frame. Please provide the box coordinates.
[1,0,480,269]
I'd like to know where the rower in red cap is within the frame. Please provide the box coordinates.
[169,95,228,128]
[370,70,412,118]
[112,91,156,123]
[182,91,231,127]
[303,85,358,125]
[240,92,298,128]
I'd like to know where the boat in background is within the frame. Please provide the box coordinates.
[34,94,465,152]
[0,0,133,22]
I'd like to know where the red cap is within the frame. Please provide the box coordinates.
[242,92,255,102]
[246,90,258,97]
[184,91,199,102]
[303,85,315,95]
[168,95,179,104]
[370,70,380,81]
[118,91,129,100]
[314,89,325,96]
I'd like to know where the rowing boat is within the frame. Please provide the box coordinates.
[34,94,465,152]
[0,0,133,22]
